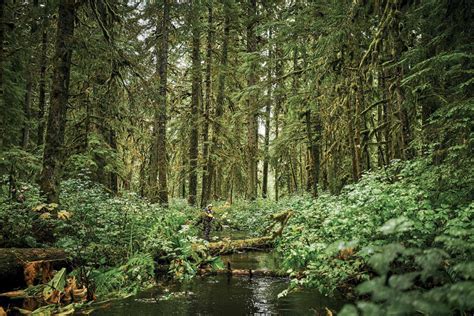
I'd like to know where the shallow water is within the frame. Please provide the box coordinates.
[92,252,346,316]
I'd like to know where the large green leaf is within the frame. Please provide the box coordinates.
[43,268,67,301]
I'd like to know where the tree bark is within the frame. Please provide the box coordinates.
[21,76,33,149]
[200,5,213,208]
[246,0,258,200]
[274,47,283,201]
[109,129,118,193]
[305,110,320,197]
[199,266,288,278]
[21,1,42,149]
[149,0,170,205]
[206,5,229,203]
[37,20,48,147]
[203,210,292,255]
[39,0,75,203]
[206,236,273,255]
[156,0,170,206]
[357,74,371,171]
[262,99,271,198]
[262,30,272,199]
[187,3,201,206]
[0,0,5,147]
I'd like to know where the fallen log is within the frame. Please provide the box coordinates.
[206,236,274,255]
[198,267,288,278]
[203,210,293,255]
[0,248,69,291]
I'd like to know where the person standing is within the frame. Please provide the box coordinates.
[203,204,214,241]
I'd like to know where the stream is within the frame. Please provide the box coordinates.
[0,231,348,315]
[93,250,347,315]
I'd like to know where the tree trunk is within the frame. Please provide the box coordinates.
[187,3,201,206]
[262,98,271,198]
[357,73,371,171]
[149,0,170,205]
[381,69,392,162]
[305,110,320,197]
[200,5,213,208]
[109,129,118,193]
[262,30,272,199]
[39,0,75,203]
[21,1,42,149]
[37,21,48,147]
[0,0,5,147]
[206,5,229,203]
[274,48,283,201]
[246,0,258,200]
[21,77,32,149]
[156,0,170,206]
[206,236,274,255]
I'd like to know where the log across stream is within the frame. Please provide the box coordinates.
[201,209,293,255]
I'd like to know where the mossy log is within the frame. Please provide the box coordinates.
[204,210,293,255]
[206,236,274,255]
[0,248,69,291]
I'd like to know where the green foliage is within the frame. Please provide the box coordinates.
[0,147,41,178]
[340,204,474,315]
[0,176,221,299]
[43,268,67,300]
[220,199,282,236]
[222,152,473,313]
[52,178,216,287]
[91,253,156,297]
[0,181,43,247]
[63,134,126,181]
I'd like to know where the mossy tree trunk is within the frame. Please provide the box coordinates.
[149,0,170,205]
[187,1,201,206]
[39,0,76,203]
[246,0,258,200]
[206,4,230,203]
[200,4,213,208]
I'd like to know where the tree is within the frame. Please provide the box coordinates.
[205,1,230,204]
[0,0,470,205]
[262,27,272,199]
[200,4,213,207]
[0,0,4,148]
[148,0,170,205]
[39,0,76,203]
[246,0,258,200]
[187,1,202,206]
[37,3,49,147]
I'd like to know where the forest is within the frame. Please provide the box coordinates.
[0,0,472,315]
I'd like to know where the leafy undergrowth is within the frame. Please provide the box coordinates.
[224,153,473,315]
[1,151,472,315]
[0,177,222,314]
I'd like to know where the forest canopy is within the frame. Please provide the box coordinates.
[0,0,472,204]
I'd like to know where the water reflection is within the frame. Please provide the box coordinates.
[93,252,346,316]
[93,275,344,316]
